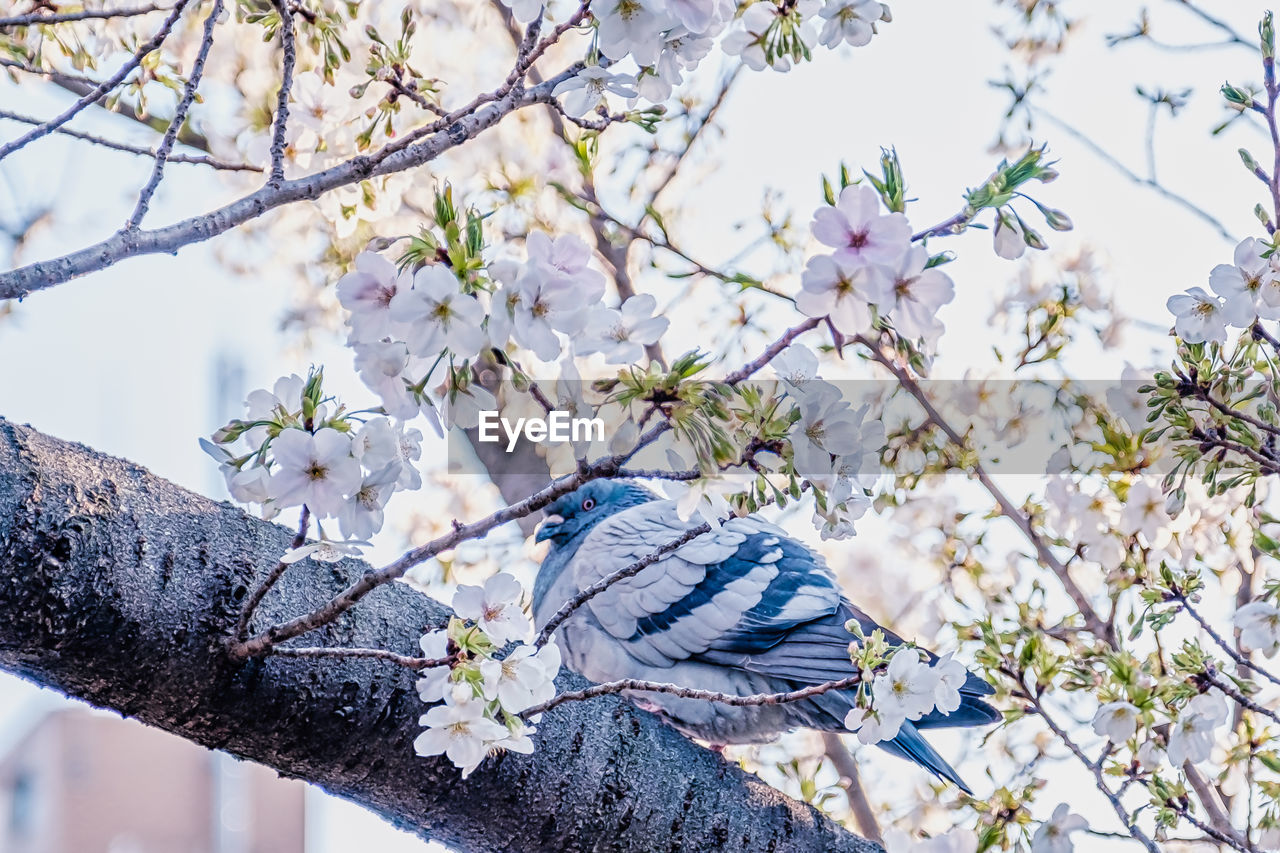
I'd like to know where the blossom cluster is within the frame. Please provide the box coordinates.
[413,574,562,777]
[843,646,966,745]
[548,0,891,117]
[1167,236,1280,343]
[796,184,956,352]
[772,342,883,539]
[202,370,423,552]
[338,235,669,433]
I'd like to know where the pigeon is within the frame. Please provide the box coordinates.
[532,479,1000,793]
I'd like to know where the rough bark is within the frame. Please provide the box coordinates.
[0,418,880,853]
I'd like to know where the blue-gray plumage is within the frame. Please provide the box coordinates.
[533,480,999,793]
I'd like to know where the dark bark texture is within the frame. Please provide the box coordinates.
[0,418,880,853]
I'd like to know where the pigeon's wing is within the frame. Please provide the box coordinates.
[571,500,844,669]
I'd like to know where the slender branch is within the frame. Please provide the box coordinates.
[0,4,163,27]
[267,0,298,186]
[268,645,451,671]
[1203,666,1280,725]
[125,0,222,229]
[911,210,973,242]
[0,57,101,87]
[1188,384,1280,438]
[0,0,192,163]
[857,333,1114,642]
[235,505,310,640]
[0,65,583,300]
[1020,688,1161,853]
[524,675,863,718]
[1169,0,1251,48]
[1177,595,1280,689]
[647,64,744,206]
[1183,761,1252,849]
[1033,108,1234,243]
[0,108,259,170]
[1170,798,1256,852]
[387,79,446,116]
[821,732,883,846]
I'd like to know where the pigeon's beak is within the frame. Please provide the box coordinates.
[535,514,564,543]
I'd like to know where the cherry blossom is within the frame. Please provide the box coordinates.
[336,250,405,343]
[930,652,967,715]
[817,0,883,48]
[879,244,955,346]
[1166,692,1228,765]
[577,294,670,363]
[452,573,532,644]
[1091,701,1140,743]
[1166,286,1252,345]
[413,686,511,779]
[388,264,487,360]
[812,184,911,265]
[338,462,399,540]
[480,642,562,714]
[1209,237,1280,321]
[280,537,369,564]
[844,706,904,744]
[552,67,638,117]
[795,253,891,334]
[268,427,362,517]
[1234,599,1280,656]
[1030,804,1087,853]
[415,630,455,704]
[872,649,939,722]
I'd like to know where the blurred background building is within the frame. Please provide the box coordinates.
[0,708,303,853]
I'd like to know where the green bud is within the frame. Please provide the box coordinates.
[1263,12,1275,60]
[1043,207,1073,231]
[1241,148,1260,173]
[1222,82,1252,106]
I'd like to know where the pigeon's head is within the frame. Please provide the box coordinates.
[536,480,656,545]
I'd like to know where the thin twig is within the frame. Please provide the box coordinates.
[0,108,259,170]
[125,0,222,229]
[821,732,883,846]
[268,645,452,671]
[523,675,863,718]
[647,64,743,206]
[1033,107,1234,243]
[267,0,297,186]
[234,506,310,640]
[0,0,192,163]
[1183,761,1252,849]
[0,4,163,27]
[1203,666,1280,725]
[857,333,1114,642]
[1177,595,1280,689]
[1020,687,1161,853]
[1169,0,1251,48]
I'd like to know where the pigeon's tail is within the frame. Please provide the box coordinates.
[878,722,973,794]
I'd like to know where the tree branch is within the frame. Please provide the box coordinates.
[0,417,881,853]
[0,108,259,170]
[0,66,581,301]
[0,4,163,27]
[124,0,222,229]
[0,0,192,163]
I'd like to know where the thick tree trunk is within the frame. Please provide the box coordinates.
[0,419,879,853]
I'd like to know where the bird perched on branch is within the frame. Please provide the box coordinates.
[533,479,999,793]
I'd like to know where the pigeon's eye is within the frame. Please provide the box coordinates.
[581,497,596,511]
